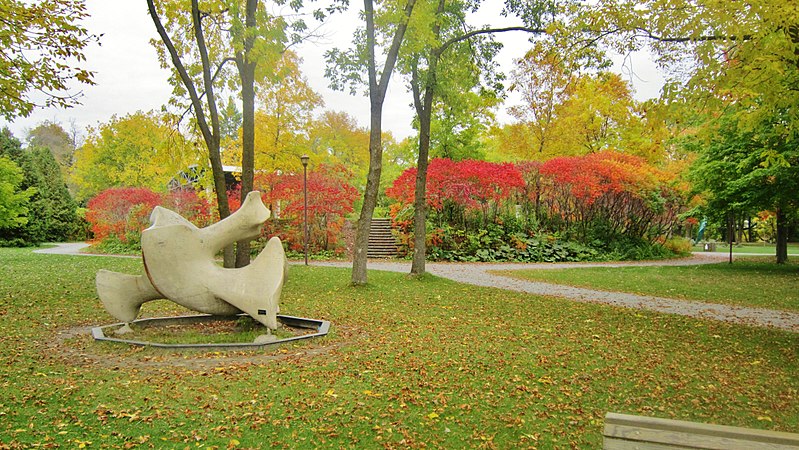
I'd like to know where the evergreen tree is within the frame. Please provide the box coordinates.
[0,128,79,245]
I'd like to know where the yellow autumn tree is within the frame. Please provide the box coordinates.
[223,51,322,174]
[500,69,668,163]
[307,111,370,181]
[71,111,201,201]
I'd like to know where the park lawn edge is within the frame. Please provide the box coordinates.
[0,247,796,448]
[491,259,799,313]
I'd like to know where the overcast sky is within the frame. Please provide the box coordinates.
[1,0,665,143]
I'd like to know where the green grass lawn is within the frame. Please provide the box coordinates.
[493,259,799,312]
[691,242,799,255]
[1,248,797,448]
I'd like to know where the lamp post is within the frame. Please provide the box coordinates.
[300,154,309,265]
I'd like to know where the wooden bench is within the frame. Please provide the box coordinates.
[603,412,799,449]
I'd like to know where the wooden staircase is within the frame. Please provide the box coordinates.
[367,217,399,258]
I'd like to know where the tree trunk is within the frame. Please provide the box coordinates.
[776,207,789,264]
[726,211,734,244]
[736,215,744,244]
[234,0,258,268]
[351,0,416,286]
[147,0,233,267]
[411,77,435,275]
[410,0,444,276]
[352,108,383,284]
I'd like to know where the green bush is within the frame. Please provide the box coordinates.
[90,235,142,255]
[418,217,685,263]
[0,238,29,247]
[663,236,693,256]
[427,222,600,262]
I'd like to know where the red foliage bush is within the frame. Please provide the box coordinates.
[161,189,215,228]
[256,164,359,252]
[87,187,222,249]
[86,164,360,254]
[537,151,678,238]
[86,187,162,244]
[387,152,684,244]
[387,158,524,216]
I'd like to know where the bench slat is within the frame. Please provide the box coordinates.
[604,413,799,450]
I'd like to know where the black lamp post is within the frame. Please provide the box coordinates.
[300,154,309,265]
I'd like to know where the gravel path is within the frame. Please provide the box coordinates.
[316,254,799,333]
[34,242,91,255]
[37,244,799,332]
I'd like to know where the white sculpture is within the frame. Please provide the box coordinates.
[96,191,287,330]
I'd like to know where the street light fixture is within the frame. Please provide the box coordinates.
[300,154,309,266]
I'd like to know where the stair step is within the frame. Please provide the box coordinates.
[366,217,398,258]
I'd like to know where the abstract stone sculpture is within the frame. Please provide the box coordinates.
[96,191,287,330]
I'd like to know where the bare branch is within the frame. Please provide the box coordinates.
[440,26,546,53]
[634,28,752,43]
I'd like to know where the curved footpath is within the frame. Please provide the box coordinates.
[318,254,799,333]
[37,244,798,332]
[34,242,92,255]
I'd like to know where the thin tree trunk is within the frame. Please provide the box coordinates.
[352,107,384,283]
[351,0,416,286]
[776,207,789,264]
[407,24,547,273]
[235,0,258,268]
[410,64,436,275]
[410,0,444,276]
[148,0,233,267]
[736,215,744,244]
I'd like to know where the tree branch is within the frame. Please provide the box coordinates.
[440,26,546,54]
[634,27,752,43]
[147,0,214,147]
[192,0,221,143]
[377,0,418,98]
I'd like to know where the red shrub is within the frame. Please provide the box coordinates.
[86,187,161,244]
[161,189,214,228]
[387,158,525,216]
[386,152,683,243]
[257,164,359,252]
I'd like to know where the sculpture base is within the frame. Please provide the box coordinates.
[92,314,330,350]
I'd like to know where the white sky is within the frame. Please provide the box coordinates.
[1,0,665,143]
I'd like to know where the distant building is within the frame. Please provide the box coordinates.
[168,165,241,191]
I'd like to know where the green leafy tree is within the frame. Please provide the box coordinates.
[689,109,799,263]
[0,156,33,231]
[0,128,78,244]
[21,147,80,242]
[425,68,500,161]
[576,0,799,153]
[71,111,200,202]
[572,0,799,261]
[325,0,419,285]
[0,0,98,119]
[27,121,76,169]
[220,97,243,140]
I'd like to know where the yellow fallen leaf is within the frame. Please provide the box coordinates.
[757,416,772,422]
[427,412,439,419]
